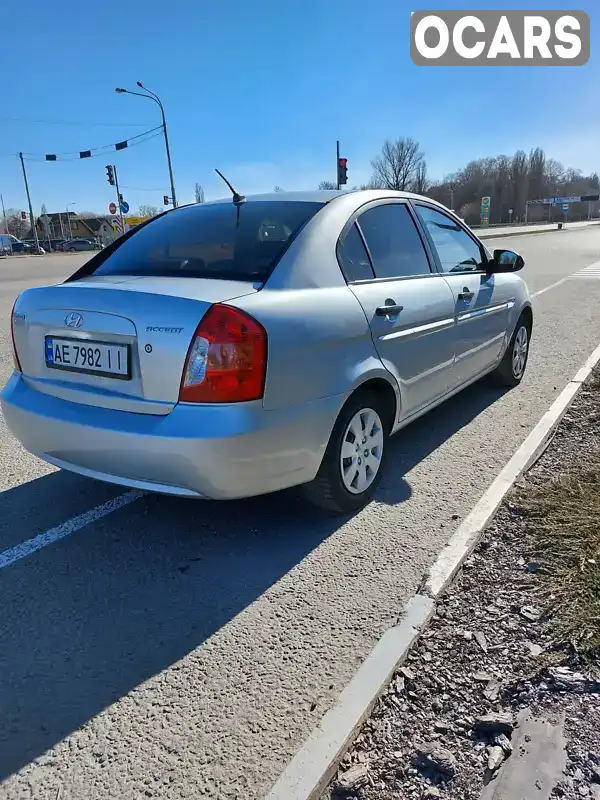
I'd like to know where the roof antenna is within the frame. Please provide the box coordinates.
[215,169,245,205]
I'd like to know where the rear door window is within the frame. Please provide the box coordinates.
[338,223,374,282]
[356,203,432,279]
[86,201,325,282]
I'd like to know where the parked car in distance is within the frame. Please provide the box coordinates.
[22,240,47,254]
[44,239,68,252]
[2,190,533,513]
[0,234,36,255]
[56,238,99,252]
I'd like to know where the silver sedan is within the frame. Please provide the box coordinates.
[1,190,532,513]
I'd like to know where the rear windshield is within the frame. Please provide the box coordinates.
[88,200,324,282]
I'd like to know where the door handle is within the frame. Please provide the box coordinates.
[458,288,475,301]
[376,303,404,316]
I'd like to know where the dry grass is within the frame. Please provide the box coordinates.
[517,453,600,657]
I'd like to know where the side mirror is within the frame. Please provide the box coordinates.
[491,249,525,272]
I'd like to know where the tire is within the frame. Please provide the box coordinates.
[301,390,391,514]
[489,312,531,387]
[68,247,76,252]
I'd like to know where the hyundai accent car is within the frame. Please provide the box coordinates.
[1,190,532,513]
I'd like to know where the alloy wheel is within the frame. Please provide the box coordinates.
[512,325,528,379]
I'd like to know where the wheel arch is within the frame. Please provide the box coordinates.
[520,302,533,332]
[343,375,399,434]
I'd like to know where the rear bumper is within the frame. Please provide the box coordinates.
[1,373,344,500]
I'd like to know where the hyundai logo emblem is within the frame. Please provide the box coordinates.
[65,312,83,329]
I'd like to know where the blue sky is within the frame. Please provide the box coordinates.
[0,0,597,216]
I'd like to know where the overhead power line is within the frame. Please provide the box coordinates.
[20,126,164,162]
[0,115,153,127]
[120,184,169,192]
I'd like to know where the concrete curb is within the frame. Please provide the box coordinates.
[266,341,600,800]
[479,227,563,240]
[478,222,600,240]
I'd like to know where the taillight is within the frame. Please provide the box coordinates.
[179,304,267,403]
[10,299,22,372]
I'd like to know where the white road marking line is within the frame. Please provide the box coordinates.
[530,259,600,299]
[0,490,143,570]
[531,278,568,299]
[566,260,600,280]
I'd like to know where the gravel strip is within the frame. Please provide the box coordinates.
[323,372,600,800]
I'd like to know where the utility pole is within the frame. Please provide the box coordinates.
[336,140,340,191]
[66,206,73,239]
[18,152,40,253]
[449,185,454,211]
[0,193,12,254]
[113,165,125,234]
[161,109,177,209]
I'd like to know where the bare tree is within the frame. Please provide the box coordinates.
[137,205,159,218]
[511,150,529,218]
[370,137,425,191]
[528,147,546,200]
[426,145,600,225]
[545,159,565,194]
[4,209,28,239]
[194,183,205,203]
[318,180,337,190]
[412,161,428,194]
[358,181,381,190]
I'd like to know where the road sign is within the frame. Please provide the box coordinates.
[124,216,149,227]
[480,196,490,225]
[120,201,130,214]
[555,195,580,205]
[109,202,117,215]
[562,204,569,212]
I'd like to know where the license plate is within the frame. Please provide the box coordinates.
[45,337,130,379]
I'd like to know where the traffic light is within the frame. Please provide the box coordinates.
[337,157,348,186]
[118,194,123,204]
[163,195,170,206]
[106,164,115,186]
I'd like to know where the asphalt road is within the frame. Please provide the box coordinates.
[1,232,600,799]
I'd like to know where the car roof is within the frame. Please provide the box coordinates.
[179,188,446,208]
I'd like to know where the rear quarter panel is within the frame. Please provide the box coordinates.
[235,286,397,412]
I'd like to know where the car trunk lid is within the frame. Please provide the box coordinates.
[12,277,260,415]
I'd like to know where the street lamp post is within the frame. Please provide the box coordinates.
[115,82,177,208]
[66,203,75,239]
